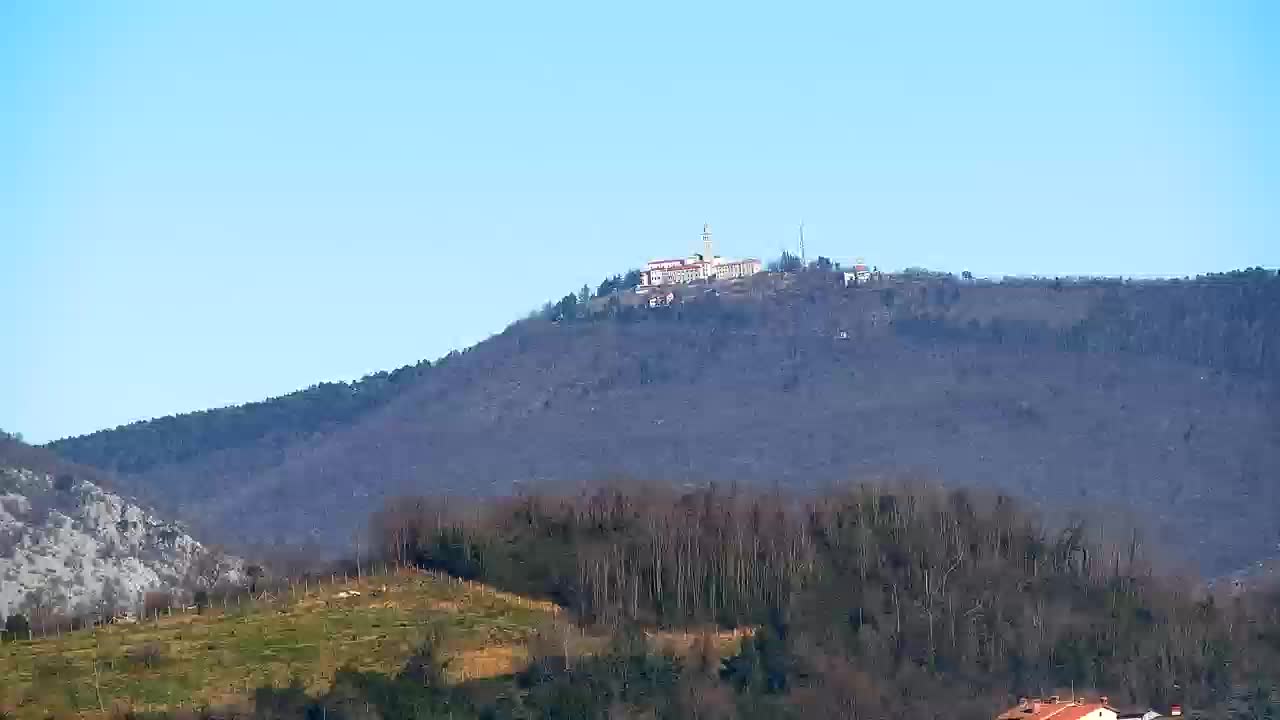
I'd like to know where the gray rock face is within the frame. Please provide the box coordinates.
[0,466,238,618]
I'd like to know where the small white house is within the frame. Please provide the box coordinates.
[648,292,675,308]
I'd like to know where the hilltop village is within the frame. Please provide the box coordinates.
[625,223,875,308]
[538,223,905,321]
[639,224,763,287]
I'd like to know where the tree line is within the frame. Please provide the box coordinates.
[365,481,1280,718]
[46,359,436,474]
[894,269,1280,381]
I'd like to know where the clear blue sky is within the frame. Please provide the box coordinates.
[1,2,1276,443]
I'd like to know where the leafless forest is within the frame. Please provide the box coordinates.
[366,481,1280,718]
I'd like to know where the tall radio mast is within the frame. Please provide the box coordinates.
[798,222,806,266]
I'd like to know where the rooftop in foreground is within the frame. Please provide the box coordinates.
[997,698,1117,720]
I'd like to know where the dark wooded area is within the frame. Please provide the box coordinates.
[361,482,1280,719]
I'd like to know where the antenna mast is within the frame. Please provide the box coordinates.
[799,222,806,266]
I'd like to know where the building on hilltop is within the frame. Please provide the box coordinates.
[647,291,675,308]
[640,224,762,287]
[843,258,873,286]
[717,256,764,280]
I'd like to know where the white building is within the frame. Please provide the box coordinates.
[647,291,675,308]
[843,258,873,287]
[640,224,761,287]
[646,262,711,286]
[717,257,764,280]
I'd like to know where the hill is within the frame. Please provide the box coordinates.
[0,568,558,718]
[45,268,1280,576]
[1,563,753,719]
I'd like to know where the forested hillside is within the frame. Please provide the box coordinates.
[895,268,1280,380]
[47,360,434,474]
[103,482,1280,719]
[44,269,1280,578]
[356,483,1280,719]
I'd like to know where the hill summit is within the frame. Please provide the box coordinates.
[46,267,1280,576]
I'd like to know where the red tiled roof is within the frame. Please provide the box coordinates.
[997,701,1112,720]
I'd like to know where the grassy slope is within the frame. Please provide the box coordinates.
[0,571,560,718]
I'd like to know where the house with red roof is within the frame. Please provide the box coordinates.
[996,697,1117,720]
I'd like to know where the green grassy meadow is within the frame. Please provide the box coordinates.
[0,571,560,718]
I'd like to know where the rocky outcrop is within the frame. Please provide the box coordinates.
[0,466,238,618]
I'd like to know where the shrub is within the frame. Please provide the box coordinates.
[142,591,173,618]
[0,528,18,558]
[128,642,165,669]
[3,613,30,640]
